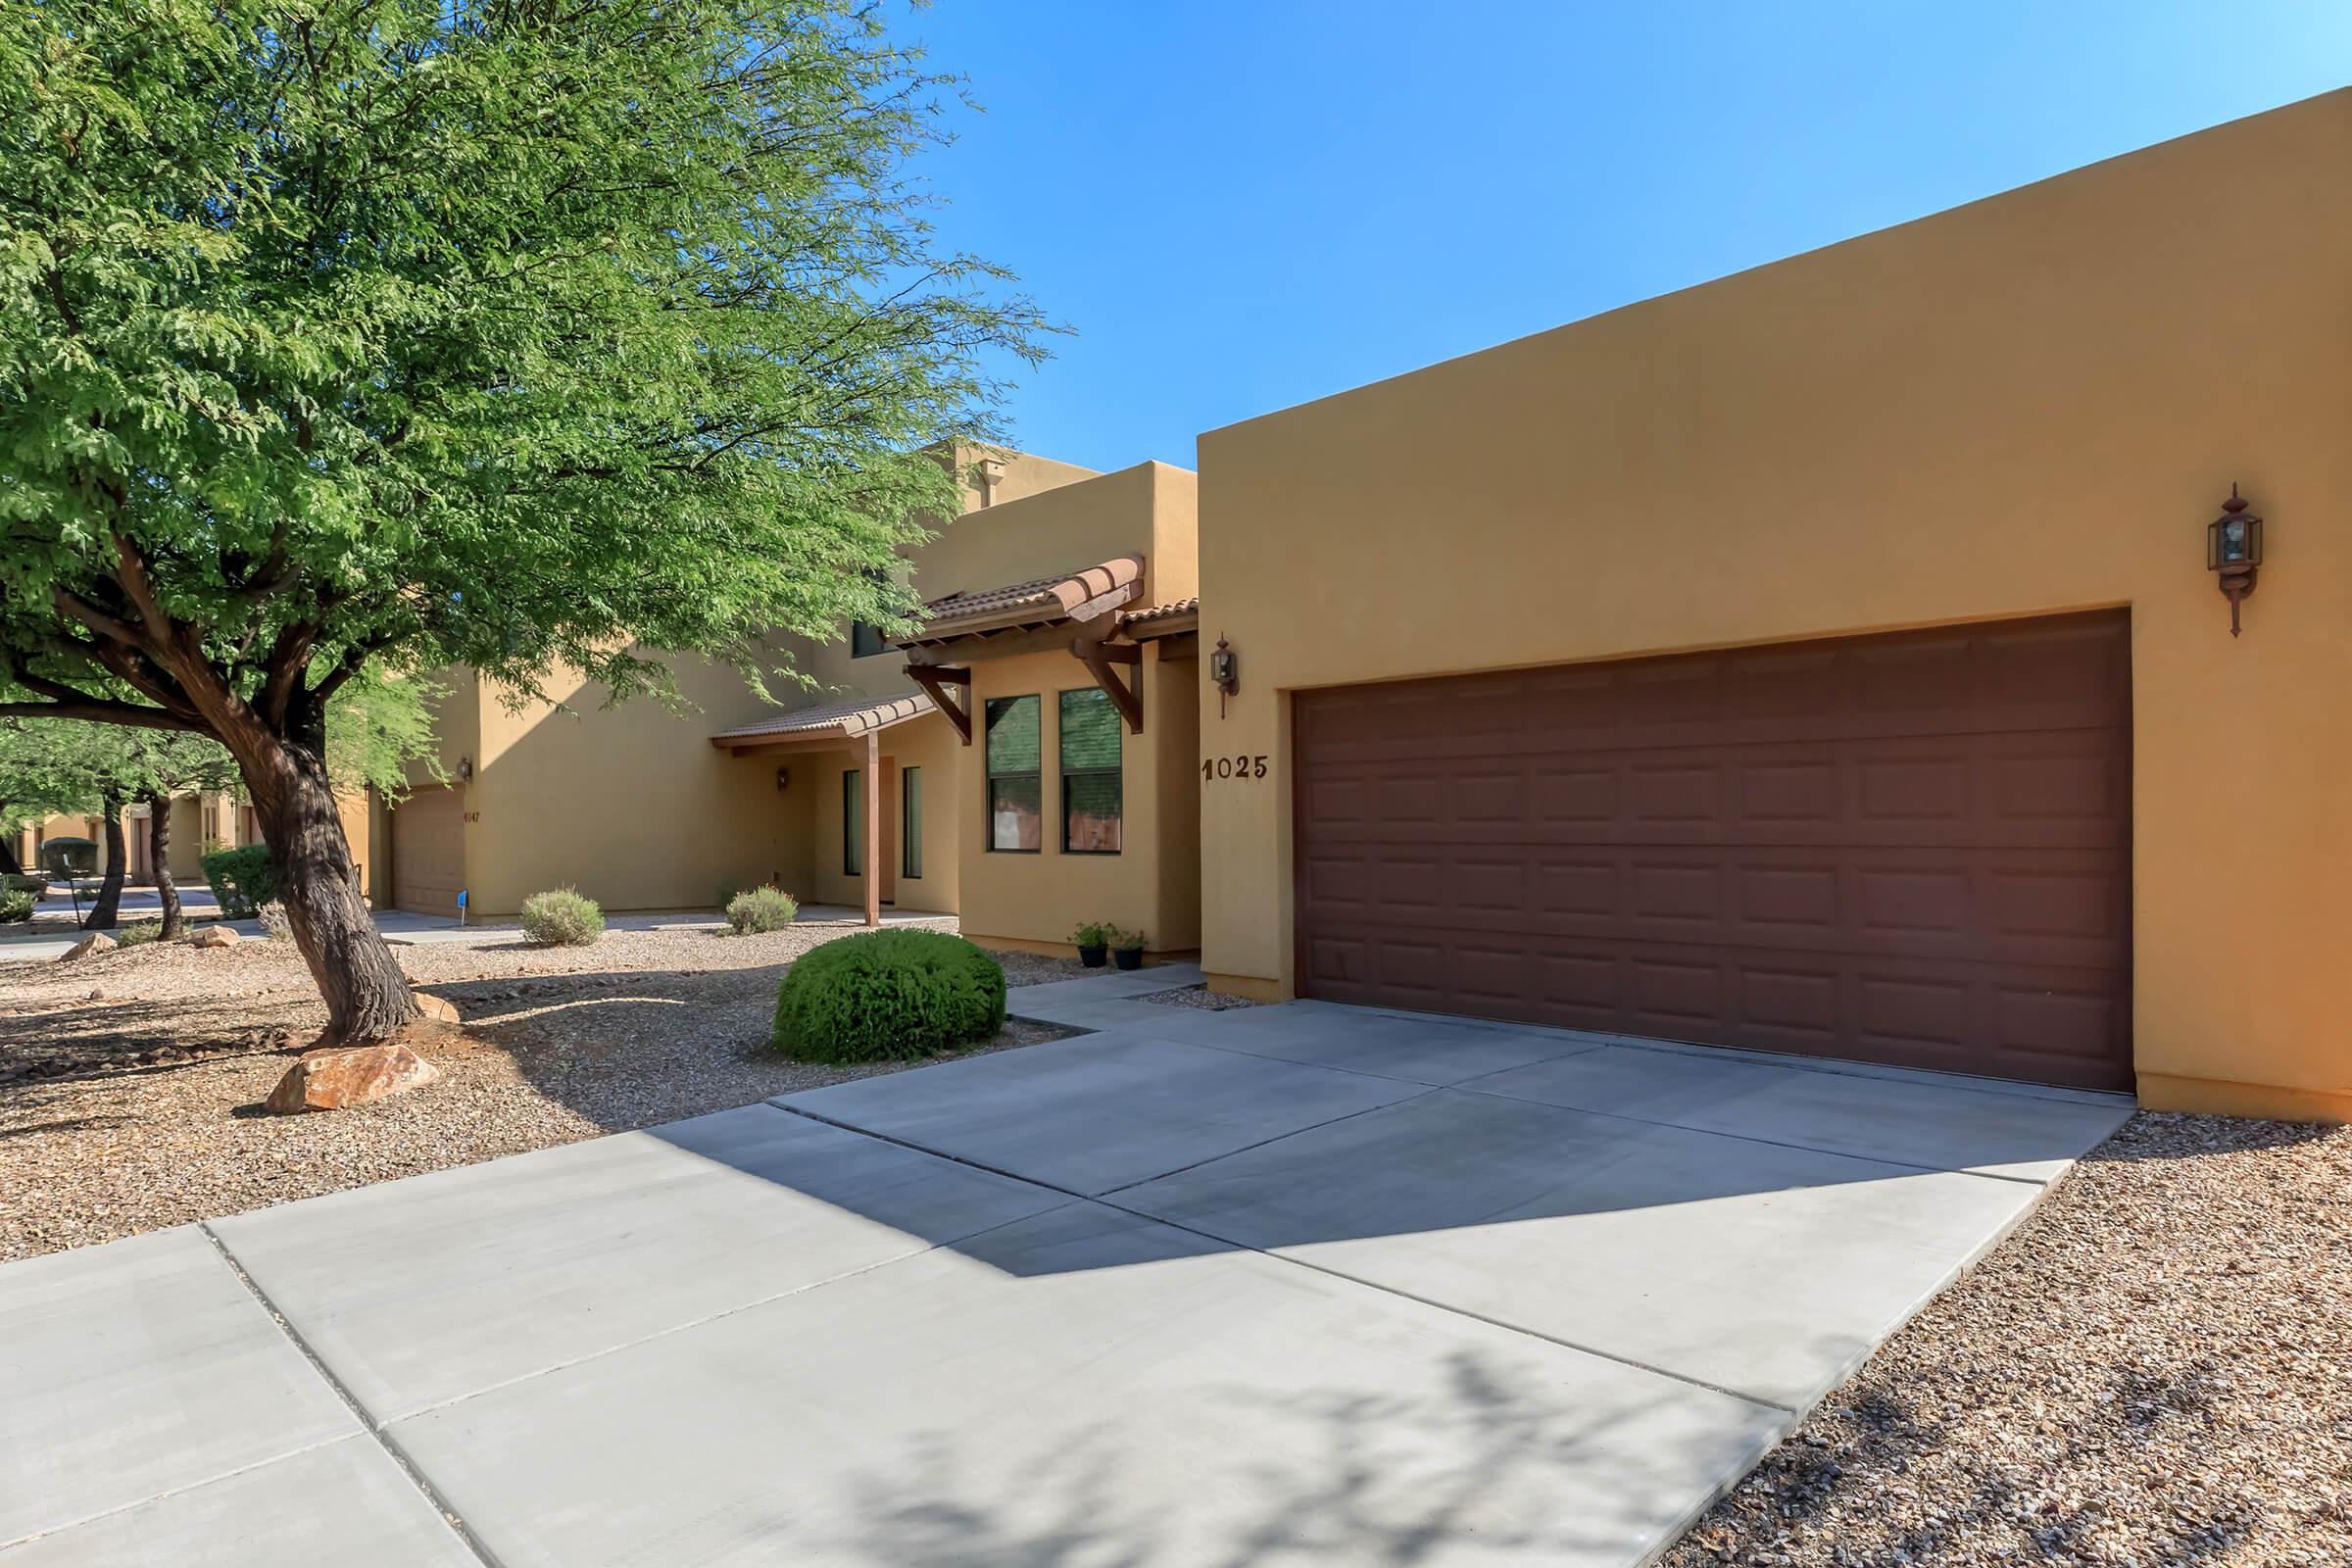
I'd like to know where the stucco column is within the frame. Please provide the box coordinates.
[863,729,880,928]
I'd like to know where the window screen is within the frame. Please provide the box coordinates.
[984,696,1041,852]
[843,769,862,875]
[1059,688,1121,854]
[902,767,923,878]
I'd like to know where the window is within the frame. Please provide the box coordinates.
[843,769,862,875]
[850,621,886,659]
[902,767,923,879]
[984,695,1041,852]
[1059,688,1122,854]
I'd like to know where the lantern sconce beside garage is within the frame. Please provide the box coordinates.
[2207,484,2264,637]
[1210,635,1240,718]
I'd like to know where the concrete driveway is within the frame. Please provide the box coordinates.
[0,970,2132,1566]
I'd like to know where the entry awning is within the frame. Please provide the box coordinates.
[898,555,1144,648]
[708,692,934,755]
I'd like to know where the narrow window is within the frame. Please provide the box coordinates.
[843,769,862,875]
[1059,688,1122,854]
[850,621,886,659]
[902,767,923,879]
[984,695,1041,852]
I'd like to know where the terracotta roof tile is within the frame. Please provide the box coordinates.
[909,556,1146,642]
[710,691,932,744]
[1120,596,1199,627]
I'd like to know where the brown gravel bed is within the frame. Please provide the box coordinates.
[1666,1111,2352,1568]
[988,949,1094,987]
[1133,983,1258,1011]
[0,920,1076,1262]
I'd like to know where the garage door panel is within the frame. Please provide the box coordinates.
[1295,612,2132,1091]
[391,785,465,918]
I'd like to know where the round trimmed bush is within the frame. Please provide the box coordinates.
[725,886,798,934]
[772,929,1006,1063]
[518,887,605,946]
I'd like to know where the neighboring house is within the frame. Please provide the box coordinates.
[1196,88,2352,1122]
[391,448,1204,956]
[15,794,261,884]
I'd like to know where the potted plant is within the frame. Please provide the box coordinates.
[1108,925,1146,971]
[1072,921,1109,967]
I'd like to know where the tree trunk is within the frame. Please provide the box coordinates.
[236,735,416,1047]
[0,830,21,877]
[84,792,125,929]
[148,792,182,940]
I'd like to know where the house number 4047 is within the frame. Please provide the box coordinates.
[1203,755,1269,781]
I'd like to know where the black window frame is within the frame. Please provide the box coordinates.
[901,766,922,879]
[983,694,1043,854]
[1057,687,1123,856]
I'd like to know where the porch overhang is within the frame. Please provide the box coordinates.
[707,692,934,756]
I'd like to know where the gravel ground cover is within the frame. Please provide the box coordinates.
[1133,983,1258,1010]
[1666,1111,2352,1568]
[0,920,1073,1262]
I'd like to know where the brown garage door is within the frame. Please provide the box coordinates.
[1294,612,2132,1090]
[391,784,465,917]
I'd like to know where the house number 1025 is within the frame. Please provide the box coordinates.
[1204,755,1269,781]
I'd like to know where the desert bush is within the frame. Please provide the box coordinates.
[0,887,34,923]
[257,901,292,940]
[199,845,278,919]
[518,887,605,946]
[725,886,798,934]
[772,929,1005,1063]
[115,921,163,947]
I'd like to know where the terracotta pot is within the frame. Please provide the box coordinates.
[1112,947,1143,971]
[1078,943,1107,968]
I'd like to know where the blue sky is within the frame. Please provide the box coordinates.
[901,2,2352,473]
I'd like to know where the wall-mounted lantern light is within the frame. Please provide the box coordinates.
[2207,483,2264,637]
[774,765,791,793]
[1210,635,1239,718]
[456,755,474,782]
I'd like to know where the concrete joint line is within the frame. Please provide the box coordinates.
[779,1098,1798,1417]
[199,1223,506,1568]
[1443,1077,2058,1188]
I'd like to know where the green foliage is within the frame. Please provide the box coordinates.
[115,920,163,947]
[1071,921,1109,948]
[725,886,798,935]
[1106,925,1146,952]
[0,887,33,922]
[772,930,1005,1064]
[0,0,1053,745]
[200,845,278,918]
[519,887,604,947]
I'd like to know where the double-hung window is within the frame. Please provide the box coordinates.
[842,770,862,875]
[984,696,1042,852]
[1059,688,1122,854]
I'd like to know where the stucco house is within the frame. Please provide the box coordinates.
[1197,88,2352,1123]
[384,448,1203,956]
[383,89,2349,1122]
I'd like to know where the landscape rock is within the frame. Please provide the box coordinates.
[58,933,116,962]
[189,925,241,949]
[265,1044,441,1114]
[415,992,460,1024]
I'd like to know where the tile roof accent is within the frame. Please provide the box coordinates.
[1120,596,1199,628]
[709,691,933,745]
[908,555,1145,642]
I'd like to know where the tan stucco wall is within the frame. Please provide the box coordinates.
[1197,89,2352,1120]
[957,645,1201,956]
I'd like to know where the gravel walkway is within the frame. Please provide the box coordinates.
[0,920,1072,1262]
[1666,1111,2352,1567]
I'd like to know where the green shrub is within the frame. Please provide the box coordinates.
[773,929,1006,1064]
[200,845,278,919]
[725,885,798,934]
[0,887,33,923]
[116,921,163,947]
[1071,920,1109,948]
[519,887,605,946]
[1106,925,1146,952]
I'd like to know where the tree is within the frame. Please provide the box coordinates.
[0,0,1049,1044]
